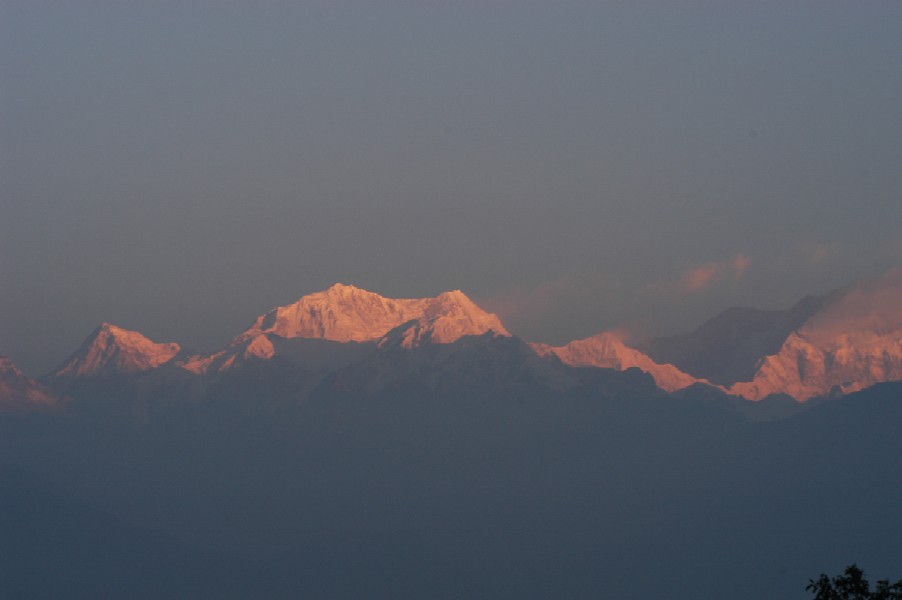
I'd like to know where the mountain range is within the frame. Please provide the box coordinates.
[3,269,902,413]
[3,271,902,600]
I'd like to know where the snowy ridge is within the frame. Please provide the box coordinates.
[236,284,510,346]
[52,323,182,379]
[531,333,702,392]
[5,271,902,408]
[727,269,902,400]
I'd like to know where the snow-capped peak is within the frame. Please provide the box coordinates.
[52,323,182,378]
[727,268,902,400]
[236,285,510,346]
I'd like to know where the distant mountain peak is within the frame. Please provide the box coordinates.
[52,323,182,379]
[727,269,902,400]
[16,270,902,407]
[324,282,367,295]
[0,355,62,410]
[236,285,509,347]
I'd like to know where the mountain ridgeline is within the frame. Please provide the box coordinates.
[3,270,902,413]
[635,295,828,385]
[2,273,902,599]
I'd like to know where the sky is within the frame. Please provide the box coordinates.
[2,0,902,376]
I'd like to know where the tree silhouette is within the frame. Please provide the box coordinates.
[807,564,902,600]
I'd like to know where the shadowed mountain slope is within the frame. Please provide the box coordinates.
[729,269,902,400]
[0,356,63,412]
[635,295,826,385]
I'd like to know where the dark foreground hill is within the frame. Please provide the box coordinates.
[0,467,257,599]
[2,376,901,599]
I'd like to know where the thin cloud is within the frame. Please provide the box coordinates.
[681,263,722,293]
[478,276,580,324]
[799,243,831,265]
[477,272,615,341]
[670,254,752,294]
[732,254,750,279]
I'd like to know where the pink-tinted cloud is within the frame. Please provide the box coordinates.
[799,243,831,265]
[681,263,722,292]
[732,254,750,279]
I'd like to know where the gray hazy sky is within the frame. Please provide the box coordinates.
[2,0,902,375]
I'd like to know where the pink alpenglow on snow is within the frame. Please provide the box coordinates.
[52,323,182,378]
[531,332,702,392]
[728,268,902,400]
[17,271,902,405]
[174,285,511,375]
[0,356,63,410]
[236,284,510,346]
